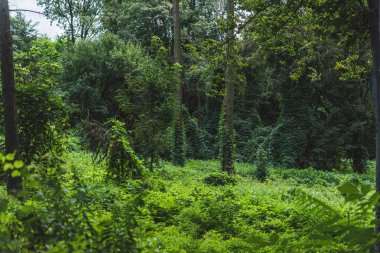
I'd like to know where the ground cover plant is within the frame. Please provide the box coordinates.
[1,145,379,252]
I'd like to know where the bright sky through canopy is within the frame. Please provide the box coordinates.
[8,0,62,38]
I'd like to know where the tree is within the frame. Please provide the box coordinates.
[102,0,172,47]
[367,0,380,234]
[62,35,177,167]
[236,0,374,172]
[37,0,102,43]
[0,0,22,195]
[172,0,186,167]
[14,38,67,164]
[10,12,38,53]
[221,0,235,174]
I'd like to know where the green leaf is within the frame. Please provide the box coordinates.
[5,153,15,161]
[4,163,14,171]
[360,184,372,195]
[11,170,21,177]
[0,199,9,212]
[337,182,360,195]
[14,161,24,169]
[26,179,39,190]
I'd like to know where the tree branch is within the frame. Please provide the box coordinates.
[9,9,45,15]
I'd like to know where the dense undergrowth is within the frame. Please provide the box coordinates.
[0,147,378,252]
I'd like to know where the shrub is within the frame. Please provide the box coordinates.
[203,172,236,186]
[0,154,139,252]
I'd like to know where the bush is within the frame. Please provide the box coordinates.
[0,154,139,252]
[203,172,236,186]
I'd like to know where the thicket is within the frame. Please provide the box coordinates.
[0,151,139,252]
[62,34,177,167]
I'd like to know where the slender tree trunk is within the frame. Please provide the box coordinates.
[351,130,367,174]
[367,0,380,242]
[172,0,186,166]
[173,0,182,101]
[0,0,22,196]
[150,148,155,172]
[221,0,235,174]
[68,0,76,43]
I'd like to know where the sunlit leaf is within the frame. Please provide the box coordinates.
[4,163,14,171]
[6,153,15,161]
[14,161,24,169]
[11,170,21,177]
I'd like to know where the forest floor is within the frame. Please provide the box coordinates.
[0,148,375,252]
[61,150,375,252]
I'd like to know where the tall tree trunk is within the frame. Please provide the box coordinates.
[221,0,235,174]
[0,0,22,196]
[173,0,182,101]
[189,0,196,10]
[351,130,367,174]
[172,0,186,166]
[367,0,380,238]
[68,0,76,43]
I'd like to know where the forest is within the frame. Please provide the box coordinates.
[1,0,380,252]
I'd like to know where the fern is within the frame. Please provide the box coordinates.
[287,182,380,252]
[292,189,339,217]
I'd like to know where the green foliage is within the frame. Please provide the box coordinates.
[172,118,186,167]
[239,0,373,172]
[255,147,268,182]
[116,36,177,165]
[37,0,102,42]
[1,149,378,252]
[217,104,236,173]
[203,172,236,186]
[185,117,213,160]
[62,34,128,120]
[10,12,38,53]
[85,120,144,181]
[102,0,172,47]
[0,152,139,252]
[63,34,177,164]
[0,153,24,186]
[3,0,379,251]
[270,167,343,187]
[135,160,380,252]
[11,38,67,164]
[283,181,380,252]
[269,80,316,169]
